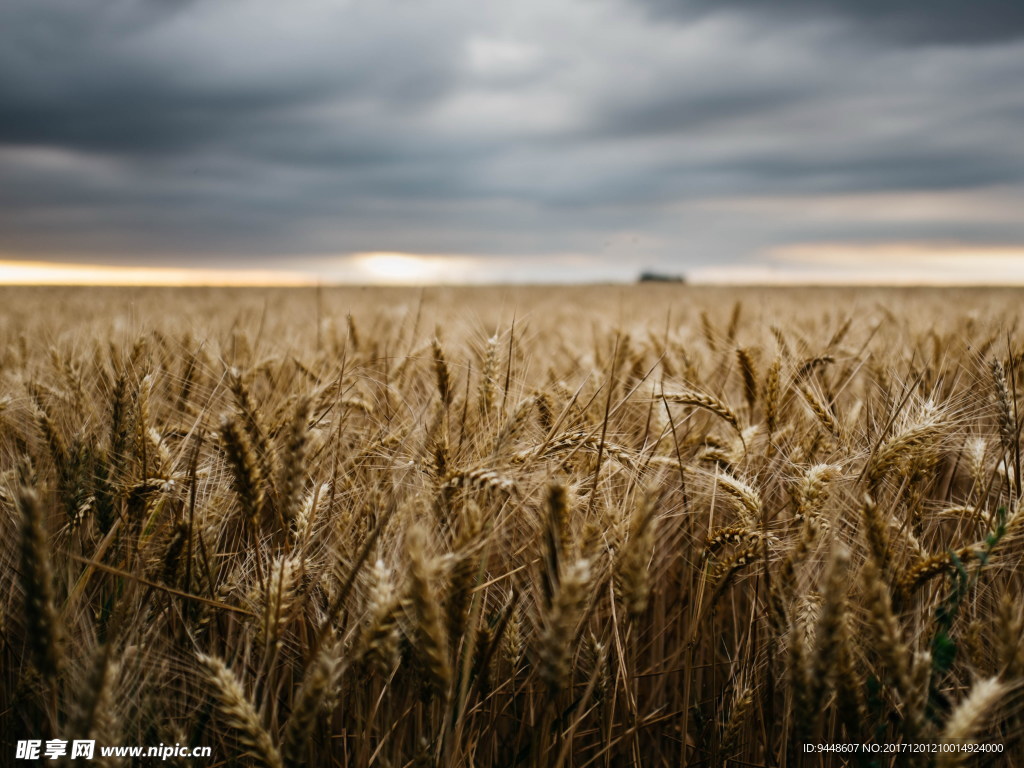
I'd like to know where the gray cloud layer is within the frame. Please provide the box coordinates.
[1,0,1023,277]
[642,0,1024,45]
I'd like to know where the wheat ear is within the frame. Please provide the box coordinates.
[538,558,591,694]
[18,485,63,680]
[405,524,451,700]
[937,677,1005,768]
[282,647,340,766]
[663,390,742,435]
[197,653,283,768]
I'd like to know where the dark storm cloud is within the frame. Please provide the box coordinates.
[639,0,1024,45]
[0,0,1022,276]
[585,86,821,140]
[0,0,461,155]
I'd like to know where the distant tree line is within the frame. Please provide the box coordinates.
[638,270,686,283]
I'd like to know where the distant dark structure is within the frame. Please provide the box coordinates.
[638,270,686,284]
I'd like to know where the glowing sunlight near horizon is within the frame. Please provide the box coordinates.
[690,243,1024,285]
[4,244,1024,287]
[0,259,315,286]
[349,252,475,284]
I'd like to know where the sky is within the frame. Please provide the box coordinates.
[2,0,1024,285]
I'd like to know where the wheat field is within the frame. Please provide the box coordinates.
[2,284,1024,767]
